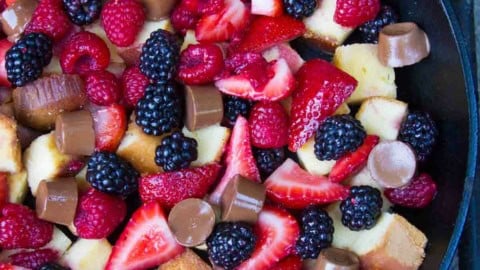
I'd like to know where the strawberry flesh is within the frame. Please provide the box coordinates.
[0,173,7,211]
[0,39,12,87]
[270,255,302,270]
[251,0,283,17]
[88,103,127,152]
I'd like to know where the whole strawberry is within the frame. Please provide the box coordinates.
[384,173,437,208]
[101,0,145,47]
[25,0,73,41]
[85,70,121,106]
[249,101,289,148]
[334,0,380,28]
[121,66,149,108]
[9,249,58,270]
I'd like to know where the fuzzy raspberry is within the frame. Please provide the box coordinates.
[85,71,121,106]
[101,0,145,47]
[384,173,437,208]
[178,44,224,85]
[60,31,110,75]
[121,66,149,108]
[249,101,289,148]
[171,4,199,35]
[0,204,53,249]
[74,188,126,239]
[25,0,73,41]
[9,249,58,270]
[334,0,380,28]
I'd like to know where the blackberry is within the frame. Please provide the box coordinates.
[283,0,317,19]
[39,263,68,270]
[5,33,53,87]
[253,147,286,179]
[314,114,366,161]
[62,0,102,26]
[135,82,182,136]
[340,186,383,231]
[398,112,438,162]
[86,151,139,196]
[223,95,253,127]
[140,29,180,82]
[295,206,333,259]
[207,222,256,270]
[155,131,198,172]
[357,5,398,43]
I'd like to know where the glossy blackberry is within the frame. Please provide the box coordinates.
[223,95,253,127]
[155,131,198,172]
[86,151,139,196]
[139,29,180,82]
[39,263,68,270]
[135,82,182,136]
[5,33,53,87]
[295,206,333,259]
[207,222,256,270]
[283,0,317,19]
[62,0,102,26]
[340,186,383,231]
[357,5,398,43]
[314,114,366,161]
[398,112,438,162]
[254,147,286,179]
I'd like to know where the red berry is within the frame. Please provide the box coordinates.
[85,71,121,106]
[178,44,224,85]
[249,102,289,148]
[74,188,126,239]
[384,173,437,208]
[0,173,8,211]
[0,203,53,249]
[0,39,13,87]
[24,0,72,41]
[60,31,110,75]
[9,249,58,270]
[121,66,149,108]
[270,256,302,270]
[88,103,127,152]
[101,0,145,47]
[334,0,380,28]
[171,3,200,35]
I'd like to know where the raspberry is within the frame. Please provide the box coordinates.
[198,0,224,15]
[9,249,58,270]
[121,66,149,108]
[101,0,145,47]
[178,44,224,85]
[384,173,437,208]
[334,0,380,28]
[249,101,289,148]
[0,204,53,249]
[85,70,121,106]
[74,188,126,239]
[171,4,199,35]
[25,0,73,41]
[60,31,110,75]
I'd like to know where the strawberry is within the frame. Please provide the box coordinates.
[252,0,283,17]
[288,59,357,152]
[106,202,184,270]
[0,39,12,87]
[230,15,305,53]
[88,103,127,152]
[262,43,305,73]
[384,173,437,208]
[265,159,349,209]
[209,116,260,204]
[0,172,8,211]
[24,0,72,41]
[0,263,27,270]
[329,135,380,183]
[139,163,222,208]
[334,0,380,28]
[237,206,300,269]
[270,255,302,270]
[249,101,289,148]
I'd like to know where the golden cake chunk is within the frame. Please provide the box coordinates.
[158,249,212,270]
[0,113,22,173]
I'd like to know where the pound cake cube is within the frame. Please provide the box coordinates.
[158,249,212,270]
[0,114,22,173]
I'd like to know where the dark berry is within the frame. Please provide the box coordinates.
[63,0,102,26]
[207,222,256,270]
[253,147,286,178]
[155,131,198,172]
[5,33,52,87]
[398,112,438,162]
[223,95,253,127]
[314,114,366,161]
[340,186,383,231]
[283,0,317,19]
[39,262,69,270]
[357,5,398,43]
[135,82,182,136]
[86,151,139,196]
[295,206,333,259]
[139,29,180,82]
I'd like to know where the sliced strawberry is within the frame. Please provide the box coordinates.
[252,0,283,17]
[0,39,13,87]
[106,202,184,270]
[88,103,127,152]
[288,59,357,152]
[0,263,28,270]
[209,116,260,204]
[0,172,8,211]
[195,0,249,42]
[265,159,349,209]
[139,163,222,208]
[230,15,305,53]
[237,206,300,269]
[262,43,304,73]
[329,135,380,183]
[270,255,302,270]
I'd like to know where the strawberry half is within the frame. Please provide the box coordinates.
[106,202,184,270]
[270,255,302,270]
[262,43,305,73]
[0,172,8,211]
[288,59,357,152]
[0,39,12,87]
[88,103,127,152]
[265,159,349,209]
[237,206,300,269]
[0,263,28,270]
[329,135,380,183]
[209,116,260,204]
[251,0,283,17]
